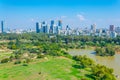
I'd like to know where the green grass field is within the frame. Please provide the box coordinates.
[0,56,92,80]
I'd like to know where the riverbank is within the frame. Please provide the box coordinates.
[68,49,120,80]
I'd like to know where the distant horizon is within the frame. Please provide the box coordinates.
[0,0,120,29]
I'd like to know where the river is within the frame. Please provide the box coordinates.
[68,49,120,80]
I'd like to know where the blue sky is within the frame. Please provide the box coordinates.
[0,0,120,29]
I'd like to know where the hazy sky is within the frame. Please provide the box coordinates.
[0,0,120,29]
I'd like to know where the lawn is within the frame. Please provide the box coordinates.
[0,56,92,80]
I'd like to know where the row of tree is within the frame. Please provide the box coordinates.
[0,33,120,45]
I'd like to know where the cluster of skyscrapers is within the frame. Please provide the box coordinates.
[36,20,62,34]
[35,21,120,38]
[1,20,120,38]
[72,24,119,38]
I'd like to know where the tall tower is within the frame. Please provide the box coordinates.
[109,25,115,32]
[1,21,4,33]
[58,20,62,26]
[50,20,55,33]
[58,20,62,30]
[36,22,40,33]
[41,21,47,33]
[66,25,70,30]
[51,20,54,26]
[46,24,50,34]
[91,24,96,33]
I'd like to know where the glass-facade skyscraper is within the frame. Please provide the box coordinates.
[58,20,62,26]
[36,22,40,33]
[35,20,63,34]
[58,20,62,30]
[50,20,55,33]
[1,21,4,33]
[109,25,115,32]
[91,24,96,33]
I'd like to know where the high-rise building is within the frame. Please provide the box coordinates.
[42,21,46,24]
[58,20,62,29]
[50,20,54,30]
[65,25,71,35]
[40,21,50,34]
[115,27,120,35]
[53,24,57,34]
[57,20,62,30]
[40,21,45,33]
[66,25,69,30]
[1,21,4,33]
[58,20,62,26]
[36,22,40,33]
[46,25,50,34]
[56,20,62,34]
[42,21,47,33]
[110,32,117,38]
[91,24,96,33]
[50,20,56,34]
[109,25,115,32]
[51,20,54,25]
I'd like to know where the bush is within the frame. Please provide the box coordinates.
[95,47,115,56]
[61,50,72,58]
[25,58,31,63]
[1,58,9,63]
[9,55,14,61]
[37,54,45,58]
[47,50,61,56]
[22,58,31,63]
[15,54,21,59]
[14,60,21,64]
[64,54,72,59]
[22,63,28,66]
[91,64,116,80]
[73,55,94,68]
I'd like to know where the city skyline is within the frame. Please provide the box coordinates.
[0,20,120,38]
[0,0,120,29]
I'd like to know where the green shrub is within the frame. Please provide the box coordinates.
[14,54,21,59]
[22,63,28,66]
[37,54,45,58]
[25,58,31,63]
[1,58,9,63]
[14,60,21,64]
[9,55,14,61]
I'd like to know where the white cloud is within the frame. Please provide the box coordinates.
[77,14,85,21]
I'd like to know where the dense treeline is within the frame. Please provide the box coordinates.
[0,33,120,46]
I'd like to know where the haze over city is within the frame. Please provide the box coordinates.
[0,0,120,29]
